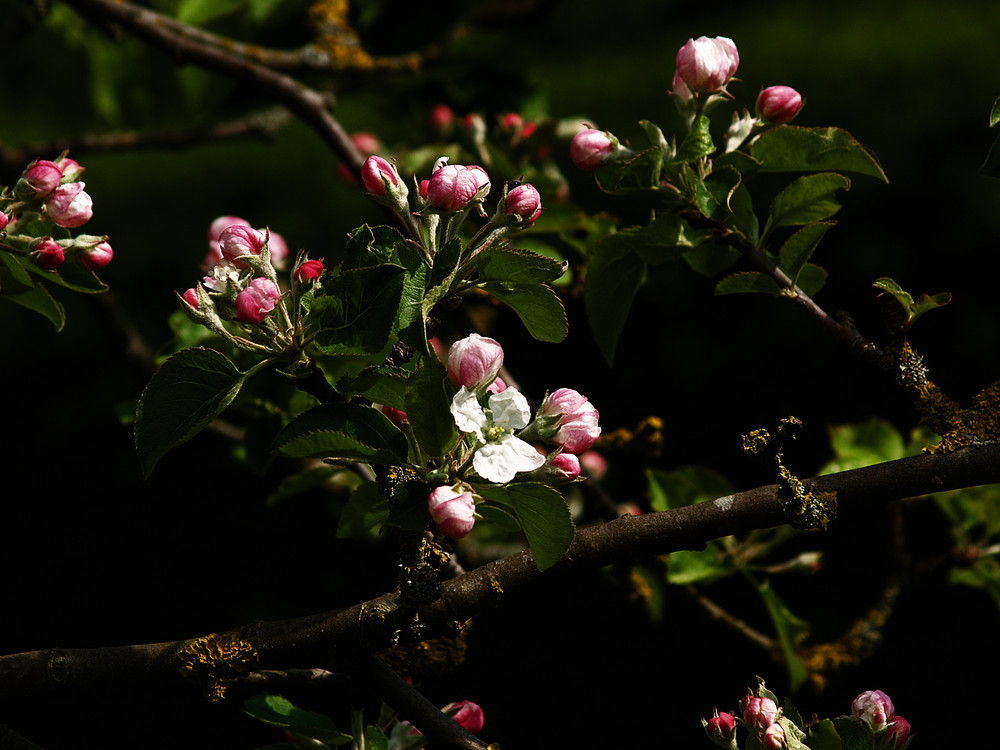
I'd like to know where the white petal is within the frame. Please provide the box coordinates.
[488,387,532,432]
[473,434,546,483]
[450,386,487,440]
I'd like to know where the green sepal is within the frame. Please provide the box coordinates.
[749,126,888,182]
[271,402,410,465]
[474,482,575,571]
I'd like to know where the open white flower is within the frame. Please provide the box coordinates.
[451,386,545,483]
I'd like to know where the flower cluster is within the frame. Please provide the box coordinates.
[703,683,911,750]
[178,214,322,355]
[0,154,114,274]
[426,333,600,539]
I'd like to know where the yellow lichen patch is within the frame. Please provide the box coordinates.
[178,632,258,701]
[489,577,504,594]
[378,630,470,677]
[919,378,1000,454]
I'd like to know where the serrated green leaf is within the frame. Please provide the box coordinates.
[749,126,887,182]
[672,115,715,164]
[695,165,742,223]
[683,242,741,277]
[134,348,252,478]
[715,272,783,296]
[481,281,567,342]
[311,264,406,356]
[584,241,645,365]
[337,366,410,411]
[766,173,850,236]
[872,276,951,327]
[475,482,574,571]
[820,418,908,475]
[805,718,844,750]
[475,246,567,285]
[594,147,664,193]
[0,254,65,330]
[405,355,457,458]
[243,693,352,744]
[272,402,410,465]
[337,481,390,538]
[364,725,389,750]
[778,222,835,283]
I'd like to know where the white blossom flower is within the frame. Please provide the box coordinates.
[450,386,545,483]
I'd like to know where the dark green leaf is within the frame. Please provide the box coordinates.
[337,481,390,538]
[979,133,1000,179]
[683,242,741,277]
[342,224,406,270]
[594,147,665,193]
[243,693,352,744]
[715,272,783,296]
[583,240,646,365]
[795,263,827,297]
[766,173,850,234]
[177,0,247,25]
[311,264,406,356]
[475,246,567,285]
[646,466,735,511]
[405,356,457,458]
[695,165,742,223]
[749,126,888,182]
[481,281,567,342]
[778,221,835,283]
[753,577,810,691]
[672,115,715,164]
[990,95,1000,128]
[337,366,410,411]
[272,402,410,465]
[135,347,251,478]
[872,276,951,327]
[475,482,574,571]
[0,254,65,330]
[805,719,843,750]
[364,725,389,750]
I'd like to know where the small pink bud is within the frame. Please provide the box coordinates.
[55,156,85,182]
[705,712,737,744]
[886,716,911,746]
[43,182,93,228]
[569,128,616,171]
[442,700,484,733]
[235,277,281,324]
[219,225,267,266]
[294,258,324,283]
[418,179,430,199]
[852,690,894,731]
[427,163,490,211]
[741,695,778,732]
[675,36,740,93]
[428,486,476,538]
[0,212,8,231]
[486,377,507,394]
[379,404,408,426]
[446,333,504,391]
[550,452,581,481]
[32,238,65,271]
[182,287,201,309]
[351,131,381,156]
[763,722,785,750]
[579,450,608,479]
[79,240,113,271]
[539,388,601,453]
[504,183,542,224]
[430,104,455,132]
[500,112,523,131]
[18,159,63,199]
[208,216,251,244]
[361,155,400,198]
[756,86,803,125]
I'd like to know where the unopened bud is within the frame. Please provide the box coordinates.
[79,240,113,271]
[675,36,740,93]
[446,333,504,392]
[16,159,63,200]
[43,182,93,228]
[428,486,476,538]
[235,277,281,324]
[32,238,65,271]
[852,690,895,731]
[756,86,804,125]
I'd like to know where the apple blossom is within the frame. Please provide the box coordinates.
[763,722,785,750]
[43,182,93,228]
[537,388,601,453]
[450,386,545,483]
[428,486,476,538]
[361,155,401,198]
[427,162,490,211]
[79,240,113,271]
[55,155,85,182]
[852,690,895,731]
[447,333,504,392]
[0,212,8,231]
[32,238,65,270]
[569,128,617,171]
[442,700,484,733]
[430,104,455,132]
[757,86,804,125]
[886,716,911,746]
[504,183,542,224]
[550,452,581,481]
[182,287,201,309]
[219,225,267,266]
[16,159,62,200]
[704,711,736,746]
[675,36,740,93]
[235,277,281,324]
[741,695,778,732]
[293,258,324,283]
[266,229,289,269]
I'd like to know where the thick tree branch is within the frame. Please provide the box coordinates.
[3,443,998,705]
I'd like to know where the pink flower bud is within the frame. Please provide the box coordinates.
[446,333,504,391]
[763,722,785,750]
[675,36,740,93]
[219,225,267,266]
[361,155,401,197]
[431,104,455,132]
[43,182,93,228]
[539,388,601,453]
[418,179,430,199]
[756,86,803,125]
[500,112,523,131]
[569,128,616,171]
[294,258,324,283]
[579,450,608,479]
[351,131,381,156]
[886,716,911,746]
[379,404,408,426]
[852,690,894,731]
[741,695,778,732]
[428,486,476,538]
[19,159,63,199]
[209,216,251,245]
[79,240,113,271]
[486,377,507,394]
[550,452,581,481]
[705,712,736,744]
[32,238,65,271]
[441,700,484,733]
[55,156,85,182]
[427,163,491,211]
[0,212,8,231]
[235,277,281,324]
[182,287,201,309]
[504,183,542,224]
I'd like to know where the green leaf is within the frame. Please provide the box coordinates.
[405,356,457,458]
[695,165,742,223]
[778,222,836,283]
[337,481,390,538]
[0,254,65,330]
[795,263,827,297]
[134,348,251,478]
[337,366,410,411]
[820,418,908,475]
[749,126,888,182]
[594,147,664,193]
[475,246,567,285]
[243,693,352,744]
[311,264,406,356]
[683,242,741,277]
[715,272,783,296]
[753,577,810,691]
[872,276,951,328]
[830,717,877,750]
[272,402,410,465]
[672,115,715,164]
[979,133,1000,179]
[646,466,735,511]
[475,482,575,571]
[990,95,1000,128]
[805,718,843,750]
[481,281,567,343]
[583,240,646,365]
[665,548,732,585]
[766,173,850,235]
[364,725,389,750]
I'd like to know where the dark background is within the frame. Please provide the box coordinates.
[3,0,1000,746]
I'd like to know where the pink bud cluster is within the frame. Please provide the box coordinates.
[852,690,910,746]
[205,215,289,270]
[17,156,94,229]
